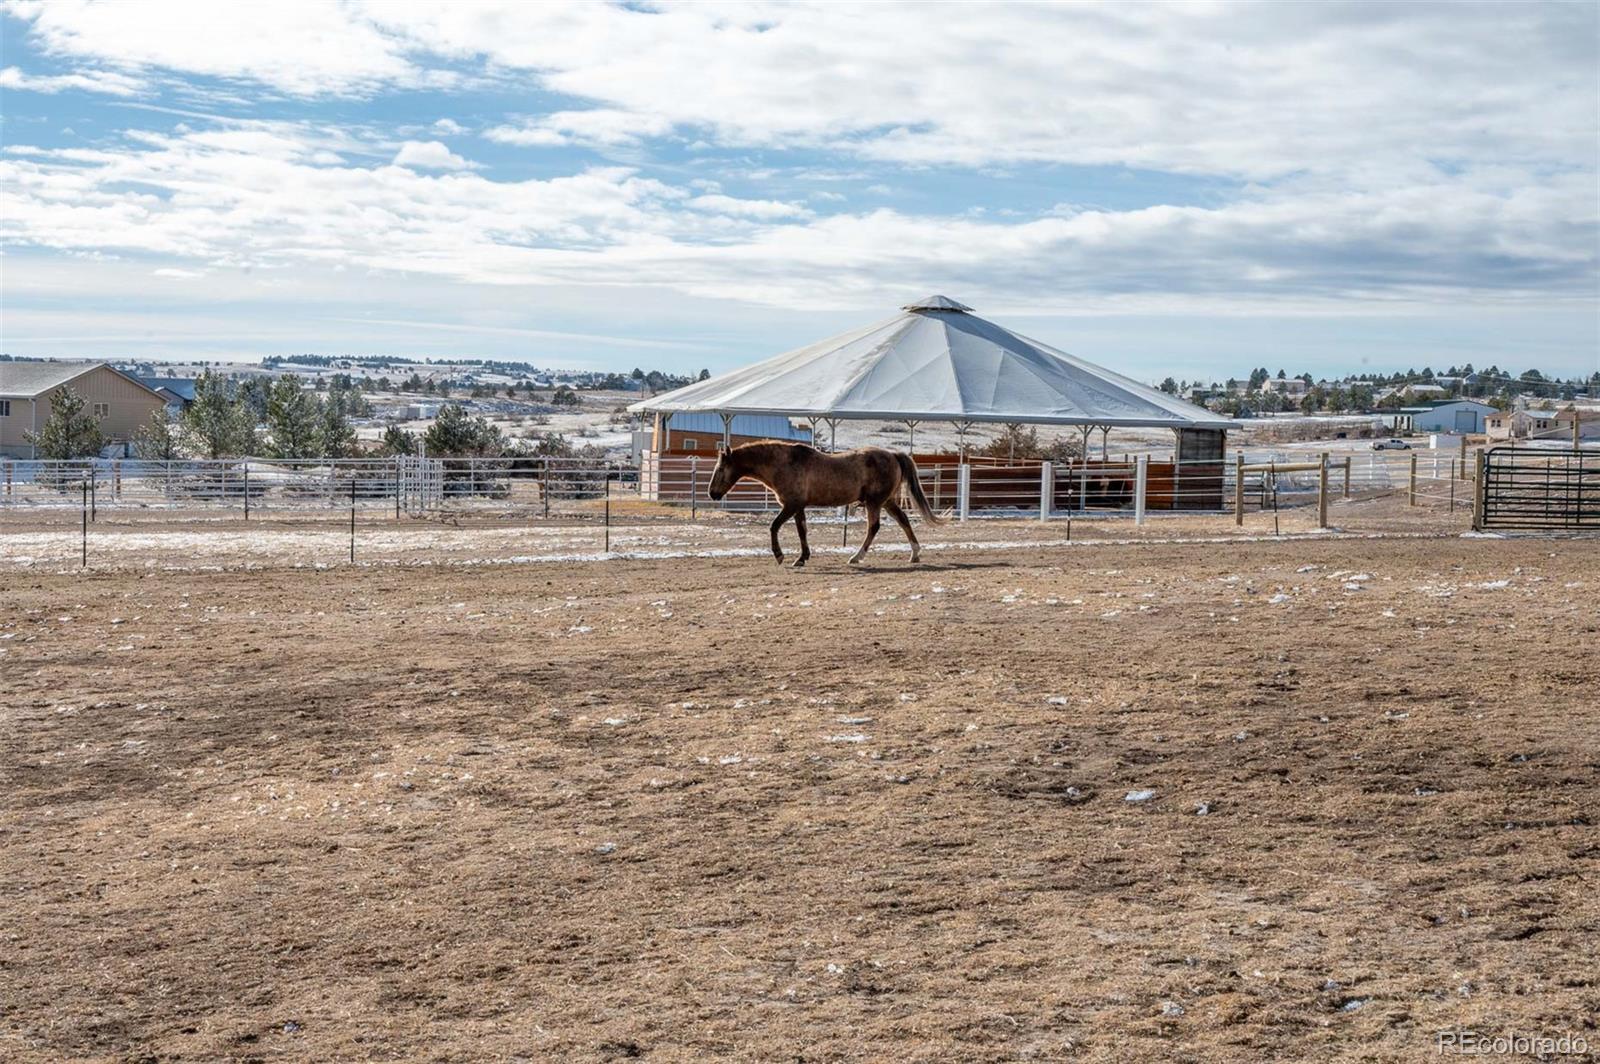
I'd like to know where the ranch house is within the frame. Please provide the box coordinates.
[0,361,169,458]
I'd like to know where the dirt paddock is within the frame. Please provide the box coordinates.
[2,533,1597,1061]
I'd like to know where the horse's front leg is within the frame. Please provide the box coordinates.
[849,503,882,565]
[769,504,797,564]
[793,507,810,567]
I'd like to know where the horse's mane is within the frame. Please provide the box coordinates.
[727,440,814,464]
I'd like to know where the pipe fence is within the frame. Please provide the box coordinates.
[0,448,1474,526]
[0,447,1524,570]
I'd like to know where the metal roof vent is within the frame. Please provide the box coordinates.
[901,294,974,312]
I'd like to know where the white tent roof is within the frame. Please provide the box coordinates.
[631,296,1232,430]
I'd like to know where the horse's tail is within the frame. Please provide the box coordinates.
[895,452,941,525]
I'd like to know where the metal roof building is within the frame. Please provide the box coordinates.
[630,296,1232,441]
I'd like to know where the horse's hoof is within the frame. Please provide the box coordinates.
[793,558,807,568]
[847,556,864,566]
[773,555,784,566]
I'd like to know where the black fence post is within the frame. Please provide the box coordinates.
[604,470,611,553]
[1270,460,1280,536]
[349,474,356,564]
[243,464,250,521]
[89,465,97,523]
[81,478,88,567]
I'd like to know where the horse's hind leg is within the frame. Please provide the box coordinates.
[849,503,882,565]
[884,500,921,563]
[770,504,797,564]
[793,507,811,567]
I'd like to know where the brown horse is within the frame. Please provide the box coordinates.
[708,442,940,567]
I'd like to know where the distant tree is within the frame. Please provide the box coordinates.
[377,424,418,456]
[697,368,711,381]
[552,386,581,407]
[320,391,355,457]
[26,386,105,459]
[422,403,505,456]
[181,371,256,458]
[132,410,183,460]
[265,375,323,459]
[236,375,271,419]
[1159,377,1178,395]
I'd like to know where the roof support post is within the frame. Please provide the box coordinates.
[719,412,732,451]
[1079,425,1093,511]
[1134,454,1148,526]
[904,420,919,454]
[955,421,973,460]
[826,417,838,452]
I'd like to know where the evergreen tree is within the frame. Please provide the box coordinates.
[378,424,418,456]
[26,386,105,459]
[265,375,323,459]
[320,394,355,457]
[132,410,182,460]
[422,403,505,456]
[236,376,271,419]
[181,371,255,457]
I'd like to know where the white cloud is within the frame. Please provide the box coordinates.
[3,0,416,96]
[0,63,145,96]
[3,3,1591,183]
[687,194,811,220]
[0,0,1592,351]
[0,123,1590,315]
[484,109,674,149]
[393,140,475,171]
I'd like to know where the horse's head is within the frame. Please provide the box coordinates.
[708,446,736,500]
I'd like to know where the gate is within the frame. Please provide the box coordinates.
[1476,446,1600,531]
[396,455,444,515]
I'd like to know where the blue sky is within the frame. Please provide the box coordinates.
[2,1,1596,382]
